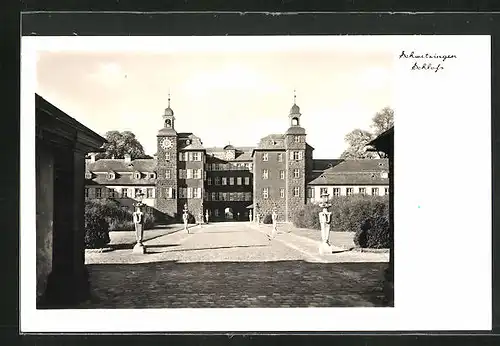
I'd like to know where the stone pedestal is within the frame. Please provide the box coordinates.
[133,243,146,254]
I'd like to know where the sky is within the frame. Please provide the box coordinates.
[36,36,394,158]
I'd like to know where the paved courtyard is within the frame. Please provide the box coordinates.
[82,222,390,308]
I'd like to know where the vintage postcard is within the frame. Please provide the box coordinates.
[20,35,491,332]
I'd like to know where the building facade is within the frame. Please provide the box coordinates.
[85,96,390,223]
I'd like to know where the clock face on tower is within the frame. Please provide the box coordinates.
[161,138,172,149]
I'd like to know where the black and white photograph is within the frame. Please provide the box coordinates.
[21,34,491,332]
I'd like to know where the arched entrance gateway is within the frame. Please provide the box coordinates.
[224,207,233,220]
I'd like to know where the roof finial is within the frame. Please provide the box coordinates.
[293,89,296,104]
[168,89,171,108]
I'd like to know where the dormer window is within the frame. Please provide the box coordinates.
[107,171,116,180]
[133,171,141,180]
[186,139,191,145]
[270,140,276,145]
[85,171,92,179]
[381,171,389,179]
[149,172,157,179]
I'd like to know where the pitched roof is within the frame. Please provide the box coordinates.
[308,159,389,186]
[86,158,157,172]
[255,134,286,150]
[312,159,344,171]
[86,172,156,186]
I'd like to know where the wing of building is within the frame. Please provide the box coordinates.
[85,93,390,223]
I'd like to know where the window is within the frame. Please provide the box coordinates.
[178,169,185,179]
[192,152,200,161]
[206,164,212,171]
[385,187,389,195]
[263,188,269,199]
[372,187,379,196]
[215,177,221,185]
[211,192,217,201]
[134,172,141,180]
[359,187,366,195]
[244,177,250,185]
[237,177,242,185]
[134,188,142,198]
[320,187,328,196]
[193,169,201,179]
[95,188,102,198]
[262,153,268,161]
[166,169,171,179]
[221,192,228,201]
[277,153,283,162]
[166,187,175,199]
[208,177,212,185]
[179,152,184,161]
[149,173,156,179]
[291,151,302,161]
[280,170,285,180]
[229,193,235,201]
[293,187,300,197]
[245,192,252,201]
[186,169,193,179]
[121,188,128,198]
[204,171,207,180]
[346,188,353,196]
[262,169,269,179]
[229,177,234,185]
[179,188,187,198]
[280,188,285,198]
[109,189,117,198]
[165,152,171,161]
[294,169,300,178]
[85,188,89,198]
[333,188,340,196]
[146,188,153,198]
[193,188,201,199]
[307,187,314,199]
[222,177,227,185]
[294,135,300,143]
[214,209,220,217]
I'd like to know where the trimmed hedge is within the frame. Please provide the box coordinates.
[85,199,156,233]
[292,195,390,249]
[84,201,111,249]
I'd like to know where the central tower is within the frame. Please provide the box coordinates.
[284,90,307,222]
[155,93,179,220]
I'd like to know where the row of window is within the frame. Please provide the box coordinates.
[85,187,154,199]
[178,169,204,180]
[207,176,251,186]
[205,192,253,202]
[178,152,203,162]
[206,162,252,171]
[308,187,389,198]
[261,169,301,180]
[261,187,300,199]
[261,151,303,162]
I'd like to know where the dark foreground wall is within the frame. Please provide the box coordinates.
[36,94,105,308]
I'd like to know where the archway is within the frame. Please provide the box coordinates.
[224,207,233,220]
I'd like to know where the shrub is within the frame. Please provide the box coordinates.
[263,214,273,224]
[84,202,110,249]
[354,216,391,249]
[85,199,157,232]
[292,195,390,248]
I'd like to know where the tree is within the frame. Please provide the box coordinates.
[97,130,151,160]
[340,129,379,159]
[371,107,394,136]
[340,107,394,159]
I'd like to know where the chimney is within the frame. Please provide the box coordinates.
[89,153,97,163]
[124,154,131,163]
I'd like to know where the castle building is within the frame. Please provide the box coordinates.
[85,93,390,223]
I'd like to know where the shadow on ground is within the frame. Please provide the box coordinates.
[78,260,391,309]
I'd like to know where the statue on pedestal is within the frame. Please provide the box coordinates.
[132,203,145,254]
[318,207,333,255]
[182,203,189,233]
